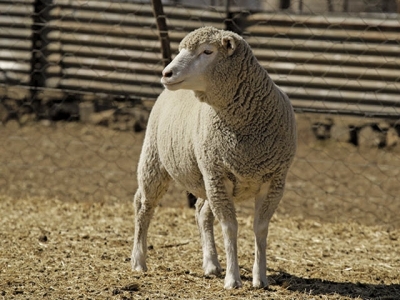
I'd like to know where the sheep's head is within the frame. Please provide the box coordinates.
[161,27,242,93]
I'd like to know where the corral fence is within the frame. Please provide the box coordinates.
[1,1,400,139]
[1,0,400,227]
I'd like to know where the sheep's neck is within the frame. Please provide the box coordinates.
[196,65,279,132]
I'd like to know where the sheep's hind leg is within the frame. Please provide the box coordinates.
[195,198,222,276]
[252,175,285,289]
[131,166,170,272]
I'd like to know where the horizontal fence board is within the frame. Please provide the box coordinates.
[60,68,161,85]
[0,16,33,26]
[0,60,31,72]
[253,48,400,69]
[0,50,31,62]
[246,12,400,29]
[281,86,399,106]
[57,44,161,63]
[245,24,400,43]
[47,20,159,39]
[61,56,163,74]
[245,36,400,56]
[264,61,399,81]
[0,27,32,39]
[0,38,32,50]
[271,74,400,93]
[47,32,161,51]
[55,78,163,97]
[0,71,30,83]
[292,99,400,118]
[0,3,34,15]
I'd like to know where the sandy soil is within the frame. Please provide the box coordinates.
[0,117,400,299]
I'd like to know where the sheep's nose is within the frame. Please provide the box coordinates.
[163,69,173,78]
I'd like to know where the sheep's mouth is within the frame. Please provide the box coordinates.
[162,80,184,87]
[162,79,184,90]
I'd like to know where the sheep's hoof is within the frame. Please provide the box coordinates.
[252,278,268,289]
[224,277,242,289]
[131,259,147,272]
[203,262,222,276]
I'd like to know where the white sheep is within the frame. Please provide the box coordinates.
[131,26,297,289]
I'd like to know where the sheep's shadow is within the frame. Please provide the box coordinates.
[266,270,400,299]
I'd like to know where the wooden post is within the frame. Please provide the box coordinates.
[151,0,172,68]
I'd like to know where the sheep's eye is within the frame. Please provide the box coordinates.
[203,50,213,55]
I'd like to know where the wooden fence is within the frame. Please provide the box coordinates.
[0,0,399,121]
[0,0,33,100]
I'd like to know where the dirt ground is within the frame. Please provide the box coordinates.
[0,116,400,299]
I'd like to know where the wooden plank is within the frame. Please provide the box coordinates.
[55,78,163,97]
[245,36,400,56]
[0,49,31,61]
[47,20,159,38]
[281,86,399,106]
[0,0,34,4]
[253,48,400,69]
[0,60,31,72]
[0,27,32,38]
[0,71,30,83]
[47,43,162,62]
[47,32,160,50]
[291,98,400,118]
[53,0,154,14]
[271,73,400,93]
[263,61,400,81]
[246,12,400,29]
[0,38,32,50]
[0,16,33,26]
[245,24,400,42]
[61,56,163,74]
[60,67,160,85]
[53,8,223,29]
[53,0,224,20]
[0,4,33,15]
[51,9,156,26]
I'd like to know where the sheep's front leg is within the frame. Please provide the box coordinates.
[195,198,222,276]
[206,179,241,289]
[253,175,286,288]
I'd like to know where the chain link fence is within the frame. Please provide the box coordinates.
[1,0,400,228]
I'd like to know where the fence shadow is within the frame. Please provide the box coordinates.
[268,271,400,299]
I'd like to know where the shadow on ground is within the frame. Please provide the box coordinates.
[269,271,400,299]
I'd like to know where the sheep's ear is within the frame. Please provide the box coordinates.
[222,36,236,56]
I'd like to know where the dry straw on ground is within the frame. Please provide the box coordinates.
[0,120,400,299]
[1,196,399,299]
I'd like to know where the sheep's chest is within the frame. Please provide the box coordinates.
[213,126,284,180]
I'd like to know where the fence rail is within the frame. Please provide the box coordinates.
[0,0,399,121]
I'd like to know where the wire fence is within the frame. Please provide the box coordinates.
[1,0,400,228]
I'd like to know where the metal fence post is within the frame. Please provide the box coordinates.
[151,0,172,68]
[30,0,52,113]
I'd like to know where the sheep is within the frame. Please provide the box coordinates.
[131,26,297,289]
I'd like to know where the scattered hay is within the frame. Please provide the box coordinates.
[1,196,399,299]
